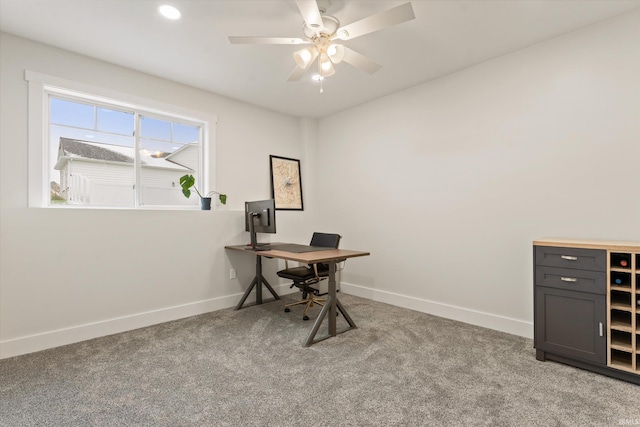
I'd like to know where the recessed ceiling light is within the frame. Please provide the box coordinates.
[159,5,181,20]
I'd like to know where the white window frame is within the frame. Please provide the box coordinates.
[26,70,217,209]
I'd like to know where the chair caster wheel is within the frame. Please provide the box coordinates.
[284,308,290,313]
[303,315,309,321]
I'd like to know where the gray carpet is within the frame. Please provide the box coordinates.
[1,293,639,426]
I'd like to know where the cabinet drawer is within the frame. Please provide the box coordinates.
[535,246,606,272]
[535,266,606,294]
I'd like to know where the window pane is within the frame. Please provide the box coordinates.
[172,123,199,144]
[140,116,171,141]
[97,108,134,136]
[50,124,135,207]
[50,97,94,129]
[46,90,204,209]
[139,138,180,155]
[139,138,198,206]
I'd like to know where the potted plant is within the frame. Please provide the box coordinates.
[179,174,227,210]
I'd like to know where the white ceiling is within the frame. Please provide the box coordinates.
[1,0,639,118]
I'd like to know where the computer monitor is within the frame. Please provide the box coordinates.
[244,199,276,251]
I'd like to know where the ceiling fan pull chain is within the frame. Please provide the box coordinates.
[318,57,324,93]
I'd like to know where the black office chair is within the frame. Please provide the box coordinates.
[278,232,341,321]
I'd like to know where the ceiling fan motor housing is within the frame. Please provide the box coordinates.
[303,15,340,40]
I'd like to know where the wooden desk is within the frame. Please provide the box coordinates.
[225,244,370,346]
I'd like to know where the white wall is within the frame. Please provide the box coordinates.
[0,33,317,358]
[316,10,640,337]
[2,9,639,358]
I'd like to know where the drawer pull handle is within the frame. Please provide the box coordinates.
[561,255,578,261]
[561,277,578,282]
[599,322,604,337]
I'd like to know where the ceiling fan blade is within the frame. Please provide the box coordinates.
[342,47,382,75]
[287,66,307,82]
[228,36,309,45]
[295,0,324,33]
[336,2,415,41]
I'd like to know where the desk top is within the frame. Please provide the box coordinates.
[225,244,370,263]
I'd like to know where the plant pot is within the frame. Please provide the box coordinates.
[200,197,212,210]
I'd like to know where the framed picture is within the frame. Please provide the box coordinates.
[270,155,303,210]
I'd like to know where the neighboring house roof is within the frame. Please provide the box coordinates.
[164,143,192,169]
[54,138,192,171]
[57,138,133,165]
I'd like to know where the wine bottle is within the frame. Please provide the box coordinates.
[615,278,623,285]
[620,259,628,267]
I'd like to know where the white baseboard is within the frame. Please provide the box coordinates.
[340,282,533,339]
[0,284,297,359]
[1,283,532,359]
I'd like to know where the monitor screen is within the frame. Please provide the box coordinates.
[245,199,276,234]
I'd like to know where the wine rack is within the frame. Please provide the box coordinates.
[534,238,640,385]
[607,250,639,373]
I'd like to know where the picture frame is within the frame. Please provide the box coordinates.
[270,155,303,211]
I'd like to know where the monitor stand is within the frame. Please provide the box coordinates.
[247,212,269,251]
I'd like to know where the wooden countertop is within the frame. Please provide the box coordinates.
[533,238,640,251]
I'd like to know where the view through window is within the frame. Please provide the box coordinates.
[48,95,204,208]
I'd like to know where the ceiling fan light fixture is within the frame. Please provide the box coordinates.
[312,74,324,81]
[293,47,316,69]
[327,43,345,63]
[158,5,181,20]
[320,56,335,77]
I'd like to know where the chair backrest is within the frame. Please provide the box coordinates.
[309,232,341,249]
[309,233,341,273]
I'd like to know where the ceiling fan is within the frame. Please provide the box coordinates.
[228,0,416,91]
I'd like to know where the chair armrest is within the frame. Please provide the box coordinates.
[284,259,303,269]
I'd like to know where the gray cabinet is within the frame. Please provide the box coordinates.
[533,240,640,385]
[534,246,607,364]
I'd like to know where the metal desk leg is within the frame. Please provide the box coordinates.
[235,255,280,310]
[303,261,357,346]
[255,253,262,303]
[328,262,337,335]
[336,298,356,328]
[235,276,258,310]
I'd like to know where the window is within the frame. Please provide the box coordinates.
[27,71,216,209]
